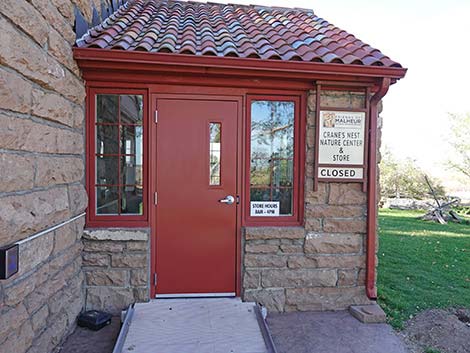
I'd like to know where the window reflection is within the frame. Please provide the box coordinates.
[96,186,119,215]
[250,101,295,216]
[95,94,144,215]
[209,123,221,186]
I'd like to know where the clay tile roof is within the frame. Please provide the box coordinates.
[77,0,402,68]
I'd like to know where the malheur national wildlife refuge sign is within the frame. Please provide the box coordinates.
[318,110,366,180]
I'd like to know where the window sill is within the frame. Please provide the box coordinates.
[83,228,150,241]
[85,219,149,229]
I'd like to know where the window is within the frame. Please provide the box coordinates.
[88,90,147,226]
[246,96,303,224]
[209,123,221,186]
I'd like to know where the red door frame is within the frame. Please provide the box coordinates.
[244,94,305,226]
[149,93,244,298]
[85,82,306,298]
[85,87,150,228]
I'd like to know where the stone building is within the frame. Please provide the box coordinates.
[0,0,406,352]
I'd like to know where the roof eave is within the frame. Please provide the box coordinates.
[73,47,407,83]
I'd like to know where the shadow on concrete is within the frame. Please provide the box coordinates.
[57,316,120,353]
[267,310,407,353]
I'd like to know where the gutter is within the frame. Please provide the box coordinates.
[73,48,407,82]
[366,77,391,299]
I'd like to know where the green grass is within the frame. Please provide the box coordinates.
[424,348,441,353]
[377,208,470,329]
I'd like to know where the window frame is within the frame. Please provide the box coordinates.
[244,94,305,226]
[86,87,149,227]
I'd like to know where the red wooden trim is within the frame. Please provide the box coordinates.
[315,81,376,87]
[73,48,407,82]
[363,87,371,193]
[313,84,321,191]
[319,107,368,113]
[85,85,92,225]
[86,87,149,227]
[244,94,305,226]
[235,96,244,297]
[149,94,157,298]
[82,72,318,90]
[366,78,391,300]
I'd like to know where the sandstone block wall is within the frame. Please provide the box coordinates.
[0,1,110,352]
[82,229,150,315]
[242,90,376,312]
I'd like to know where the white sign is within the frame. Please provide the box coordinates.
[318,167,363,179]
[250,202,280,217]
[318,111,365,165]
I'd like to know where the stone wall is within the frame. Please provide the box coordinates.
[0,219,84,353]
[83,229,150,314]
[0,1,109,352]
[242,90,375,312]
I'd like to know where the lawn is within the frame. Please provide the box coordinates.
[377,208,470,329]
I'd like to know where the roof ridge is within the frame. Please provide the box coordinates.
[152,0,315,13]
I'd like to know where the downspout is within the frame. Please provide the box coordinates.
[366,77,391,299]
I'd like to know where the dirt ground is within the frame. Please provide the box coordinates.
[401,308,470,353]
[56,316,121,353]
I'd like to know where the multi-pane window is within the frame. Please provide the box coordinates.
[249,100,295,216]
[95,94,144,215]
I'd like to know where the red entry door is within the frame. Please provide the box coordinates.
[155,98,239,296]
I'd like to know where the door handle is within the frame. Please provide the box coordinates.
[219,195,235,205]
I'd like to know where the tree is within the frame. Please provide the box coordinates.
[380,147,446,200]
[447,112,470,179]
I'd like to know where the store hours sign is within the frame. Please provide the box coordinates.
[317,111,366,180]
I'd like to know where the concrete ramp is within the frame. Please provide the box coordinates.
[121,298,269,353]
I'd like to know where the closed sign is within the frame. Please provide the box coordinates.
[318,167,363,179]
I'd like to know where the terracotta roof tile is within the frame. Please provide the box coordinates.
[77,0,402,67]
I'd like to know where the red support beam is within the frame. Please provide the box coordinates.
[366,77,391,299]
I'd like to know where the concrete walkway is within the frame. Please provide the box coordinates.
[267,310,407,353]
[122,298,268,353]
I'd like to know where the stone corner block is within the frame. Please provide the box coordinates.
[85,287,135,315]
[349,303,386,323]
[83,228,149,241]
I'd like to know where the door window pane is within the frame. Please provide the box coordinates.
[120,126,143,155]
[97,95,118,123]
[95,94,144,216]
[121,185,143,215]
[250,101,295,216]
[96,186,119,214]
[120,155,143,186]
[96,156,119,185]
[96,125,119,155]
[209,123,221,186]
[120,95,143,124]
